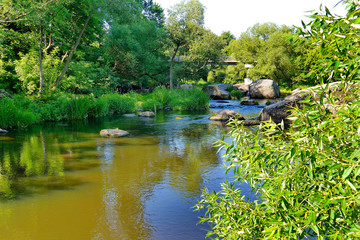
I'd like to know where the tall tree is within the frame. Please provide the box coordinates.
[166,0,205,88]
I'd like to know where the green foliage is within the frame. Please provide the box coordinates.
[0,97,39,128]
[226,23,303,89]
[197,83,360,239]
[141,88,209,111]
[197,3,360,239]
[15,48,61,95]
[100,93,136,115]
[296,3,360,84]
[58,95,92,120]
[230,90,242,100]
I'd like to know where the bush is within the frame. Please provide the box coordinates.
[230,90,242,100]
[101,93,136,115]
[169,88,209,111]
[0,97,39,128]
[58,95,92,120]
[196,82,360,239]
[88,97,110,118]
[141,98,162,112]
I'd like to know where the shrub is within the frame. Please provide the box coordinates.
[169,88,209,111]
[196,82,360,239]
[58,95,92,120]
[101,93,136,115]
[0,97,38,128]
[141,98,162,112]
[88,98,108,118]
[230,90,242,100]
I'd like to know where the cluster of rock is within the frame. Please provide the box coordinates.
[201,79,280,102]
[100,111,157,137]
[259,81,349,124]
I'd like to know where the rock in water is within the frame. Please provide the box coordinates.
[210,109,245,121]
[202,84,233,100]
[258,101,298,124]
[138,111,155,117]
[249,79,281,99]
[0,128,8,134]
[100,129,129,137]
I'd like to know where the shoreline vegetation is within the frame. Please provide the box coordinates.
[0,87,210,129]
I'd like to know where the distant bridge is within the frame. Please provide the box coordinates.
[172,56,241,65]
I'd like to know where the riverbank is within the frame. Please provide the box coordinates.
[0,88,210,129]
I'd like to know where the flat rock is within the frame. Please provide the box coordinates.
[138,111,155,117]
[210,109,245,121]
[123,114,137,117]
[100,129,129,137]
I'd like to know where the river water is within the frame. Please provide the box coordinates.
[0,100,262,240]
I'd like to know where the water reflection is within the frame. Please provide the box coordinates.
[0,106,260,239]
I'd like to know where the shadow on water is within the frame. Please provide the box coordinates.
[0,104,262,240]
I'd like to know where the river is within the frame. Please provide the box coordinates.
[0,100,262,240]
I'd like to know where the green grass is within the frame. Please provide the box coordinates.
[141,87,209,111]
[0,88,209,129]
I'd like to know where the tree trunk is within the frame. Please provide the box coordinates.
[39,25,44,97]
[169,45,180,89]
[53,10,93,89]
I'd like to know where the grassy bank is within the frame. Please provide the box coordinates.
[139,87,209,112]
[0,88,210,129]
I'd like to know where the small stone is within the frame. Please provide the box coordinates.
[123,114,137,117]
[138,111,155,117]
[100,129,129,137]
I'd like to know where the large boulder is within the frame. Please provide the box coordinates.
[249,79,281,99]
[100,129,129,137]
[203,84,233,100]
[210,109,245,121]
[258,81,359,124]
[259,101,299,124]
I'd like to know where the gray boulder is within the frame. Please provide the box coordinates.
[249,79,281,99]
[259,101,299,124]
[138,111,155,117]
[100,129,129,137]
[203,84,233,100]
[210,109,245,121]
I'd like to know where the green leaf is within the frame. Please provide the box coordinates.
[342,167,353,180]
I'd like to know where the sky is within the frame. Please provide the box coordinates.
[154,0,347,37]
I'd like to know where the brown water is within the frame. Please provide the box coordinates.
[0,102,261,240]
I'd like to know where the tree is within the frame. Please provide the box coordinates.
[179,29,225,83]
[166,0,205,88]
[103,0,169,90]
[220,31,235,46]
[227,23,303,88]
[196,2,360,239]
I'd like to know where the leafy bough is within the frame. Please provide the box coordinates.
[196,83,360,239]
